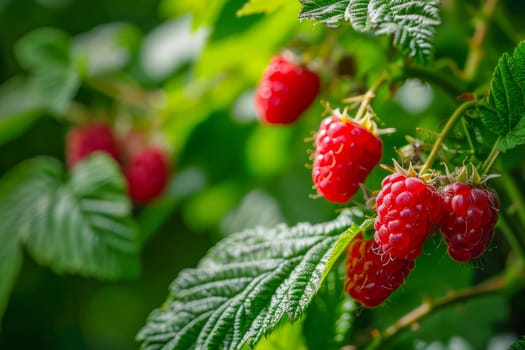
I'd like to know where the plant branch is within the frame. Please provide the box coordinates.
[480,138,501,176]
[365,269,524,350]
[463,0,499,80]
[419,100,477,174]
[354,72,388,121]
[498,214,525,264]
[496,167,525,242]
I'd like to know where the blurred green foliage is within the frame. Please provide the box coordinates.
[0,0,524,349]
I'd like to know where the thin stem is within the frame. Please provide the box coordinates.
[354,72,387,121]
[365,272,520,350]
[463,0,499,80]
[498,214,525,264]
[497,168,525,233]
[480,139,501,176]
[419,100,477,174]
[461,117,476,157]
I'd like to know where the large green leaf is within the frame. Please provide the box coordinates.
[479,41,525,151]
[137,212,358,350]
[6,155,140,279]
[299,0,441,65]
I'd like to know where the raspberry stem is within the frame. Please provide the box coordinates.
[364,264,525,350]
[354,72,387,122]
[479,138,501,176]
[462,0,499,81]
[419,100,477,175]
[497,168,525,247]
[498,215,525,264]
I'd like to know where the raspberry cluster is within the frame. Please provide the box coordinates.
[66,122,170,204]
[344,168,499,308]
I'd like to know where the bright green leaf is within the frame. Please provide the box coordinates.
[0,77,45,146]
[299,0,350,26]
[137,211,357,350]
[34,64,80,114]
[303,269,354,350]
[237,0,287,16]
[299,0,441,65]
[246,320,307,350]
[3,155,141,280]
[15,27,72,70]
[479,41,525,151]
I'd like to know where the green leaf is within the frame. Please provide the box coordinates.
[299,0,441,65]
[479,41,525,151]
[246,320,307,350]
[237,0,288,16]
[510,336,525,350]
[303,269,354,350]
[15,28,80,115]
[299,0,350,26]
[34,64,80,114]
[0,77,45,146]
[74,22,142,76]
[15,27,72,70]
[137,212,357,350]
[4,155,140,279]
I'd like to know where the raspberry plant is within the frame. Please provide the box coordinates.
[1,0,525,349]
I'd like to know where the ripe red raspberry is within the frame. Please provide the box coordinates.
[312,115,382,203]
[374,173,441,260]
[66,123,120,168]
[345,233,414,308]
[255,55,320,125]
[124,148,170,204]
[439,182,499,262]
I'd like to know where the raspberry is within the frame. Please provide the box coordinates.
[374,173,441,260]
[255,55,320,125]
[345,233,414,308]
[439,182,499,262]
[66,123,120,168]
[312,116,382,203]
[124,148,170,204]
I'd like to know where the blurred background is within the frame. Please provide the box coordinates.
[1,0,525,349]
